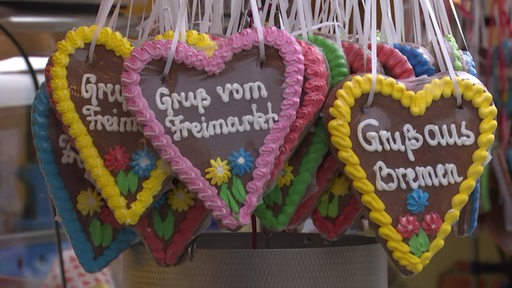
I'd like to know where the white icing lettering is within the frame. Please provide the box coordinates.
[81,73,125,110]
[217,81,268,102]
[165,103,278,141]
[156,87,211,117]
[58,134,84,168]
[357,119,382,152]
[424,121,475,147]
[82,105,140,132]
[373,161,463,191]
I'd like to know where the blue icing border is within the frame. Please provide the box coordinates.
[466,178,480,235]
[462,51,478,77]
[31,82,137,272]
[393,43,436,77]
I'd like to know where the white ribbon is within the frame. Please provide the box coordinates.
[420,0,462,106]
[162,0,187,79]
[88,0,115,64]
[250,0,265,63]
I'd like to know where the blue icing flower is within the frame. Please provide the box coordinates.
[130,148,158,177]
[228,148,254,176]
[406,189,429,214]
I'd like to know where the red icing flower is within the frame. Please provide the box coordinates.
[104,145,130,172]
[99,206,122,229]
[421,212,442,235]
[396,214,420,239]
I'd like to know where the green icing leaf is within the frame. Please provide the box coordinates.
[327,196,340,218]
[89,218,103,247]
[231,176,247,203]
[162,210,175,240]
[417,228,430,251]
[219,183,230,205]
[153,209,174,240]
[116,171,129,196]
[274,187,283,206]
[227,189,240,214]
[317,194,329,217]
[127,170,139,194]
[409,229,430,257]
[101,224,113,247]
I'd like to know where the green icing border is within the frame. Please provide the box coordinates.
[255,120,330,230]
[306,35,350,87]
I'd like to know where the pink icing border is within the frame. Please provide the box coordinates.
[269,39,329,182]
[122,27,304,229]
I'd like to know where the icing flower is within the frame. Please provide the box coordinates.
[329,175,350,196]
[406,189,429,214]
[228,148,254,176]
[277,163,294,188]
[99,205,121,229]
[104,145,130,172]
[167,183,195,212]
[205,157,231,185]
[421,212,443,235]
[396,214,420,239]
[77,188,104,217]
[130,148,158,177]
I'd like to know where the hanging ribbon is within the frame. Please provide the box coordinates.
[88,0,115,64]
[250,0,266,63]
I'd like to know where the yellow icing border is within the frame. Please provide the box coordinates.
[155,30,217,57]
[50,26,170,225]
[327,74,497,273]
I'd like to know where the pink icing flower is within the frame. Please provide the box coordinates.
[104,145,130,172]
[421,212,443,235]
[396,214,420,239]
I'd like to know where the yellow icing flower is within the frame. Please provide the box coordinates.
[76,188,104,216]
[167,183,195,212]
[330,175,350,196]
[277,163,294,188]
[205,157,231,185]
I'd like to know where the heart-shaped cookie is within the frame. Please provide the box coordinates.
[325,72,497,274]
[122,27,304,229]
[135,178,210,266]
[49,26,171,225]
[32,82,137,272]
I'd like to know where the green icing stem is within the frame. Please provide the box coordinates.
[255,120,330,230]
[306,35,350,87]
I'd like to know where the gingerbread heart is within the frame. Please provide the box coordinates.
[135,178,210,266]
[325,72,497,274]
[122,27,304,229]
[49,26,171,225]
[32,82,137,272]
